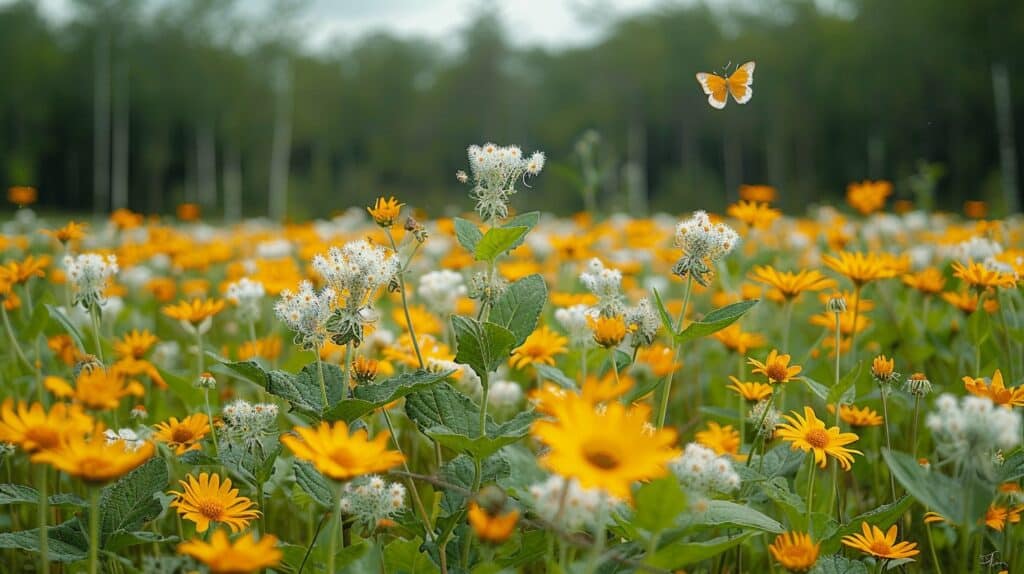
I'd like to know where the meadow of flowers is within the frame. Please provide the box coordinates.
[0,145,1022,574]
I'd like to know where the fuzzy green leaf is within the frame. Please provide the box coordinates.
[454,217,483,253]
[45,303,86,354]
[475,226,528,261]
[294,461,334,508]
[634,476,688,533]
[99,458,168,540]
[488,273,547,347]
[451,316,516,381]
[674,299,759,343]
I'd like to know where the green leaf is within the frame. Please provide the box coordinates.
[651,288,677,336]
[99,458,168,541]
[265,362,347,419]
[0,520,88,562]
[646,532,755,569]
[502,211,541,251]
[451,316,516,380]
[294,461,334,508]
[686,500,784,533]
[488,274,547,347]
[384,537,439,573]
[997,448,1024,483]
[881,448,963,523]
[0,484,87,508]
[674,299,759,344]
[826,361,863,407]
[158,366,204,406]
[454,217,483,253]
[214,358,269,387]
[46,304,86,354]
[430,410,536,459]
[633,476,688,533]
[802,377,831,403]
[438,453,510,516]
[809,555,870,574]
[104,530,178,553]
[475,226,528,261]
[323,368,454,422]
[24,290,55,340]
[534,364,576,389]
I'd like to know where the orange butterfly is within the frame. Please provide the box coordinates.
[695,61,755,109]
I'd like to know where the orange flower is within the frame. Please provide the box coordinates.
[40,221,88,244]
[713,323,766,355]
[739,184,777,203]
[823,251,896,286]
[902,267,946,295]
[728,377,773,401]
[367,196,404,227]
[696,421,744,460]
[468,502,519,543]
[952,260,1016,290]
[510,325,569,369]
[748,349,802,384]
[727,200,781,230]
[163,298,226,324]
[8,186,37,205]
[963,369,1024,408]
[846,180,892,215]
[750,266,834,301]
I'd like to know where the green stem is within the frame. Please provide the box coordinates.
[2,304,35,372]
[90,304,105,364]
[382,410,433,541]
[328,482,345,574]
[315,352,329,410]
[828,309,842,518]
[584,499,608,574]
[38,465,49,572]
[257,482,267,535]
[925,524,943,574]
[746,393,776,467]
[204,389,219,458]
[849,286,862,369]
[343,343,353,396]
[657,276,693,428]
[879,388,897,501]
[195,329,205,380]
[88,488,100,574]
[782,299,794,352]
[910,396,922,459]
[806,461,817,531]
[386,228,424,369]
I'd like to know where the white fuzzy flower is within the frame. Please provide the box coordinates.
[580,258,624,316]
[672,211,739,285]
[226,277,266,323]
[274,281,336,350]
[104,428,146,452]
[555,304,595,347]
[312,240,399,312]
[417,270,467,315]
[339,474,406,530]
[464,142,545,222]
[926,393,1021,478]
[528,475,613,531]
[488,380,523,411]
[669,443,741,502]
[64,253,119,308]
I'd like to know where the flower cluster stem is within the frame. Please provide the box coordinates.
[38,465,49,572]
[385,228,424,369]
[656,276,693,428]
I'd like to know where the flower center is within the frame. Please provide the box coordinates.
[197,498,225,520]
[869,541,891,556]
[805,428,829,449]
[24,427,60,450]
[583,444,621,470]
[767,363,788,382]
[330,448,358,469]
[171,427,195,444]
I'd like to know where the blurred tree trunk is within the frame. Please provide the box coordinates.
[626,117,648,216]
[111,53,129,210]
[93,28,111,214]
[223,145,242,222]
[197,121,217,209]
[991,61,1020,213]
[268,56,292,221]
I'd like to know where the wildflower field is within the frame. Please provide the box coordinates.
[1,147,1023,574]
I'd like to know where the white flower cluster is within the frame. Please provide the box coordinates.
[339,474,406,530]
[104,428,148,452]
[580,258,625,316]
[748,399,780,439]
[312,240,399,311]
[462,142,545,222]
[256,238,293,259]
[64,253,119,308]
[555,304,595,347]
[487,380,523,411]
[669,443,741,500]
[226,277,265,323]
[625,298,660,347]
[417,270,467,315]
[949,236,1002,262]
[528,475,611,531]
[428,358,482,399]
[673,211,739,285]
[274,281,336,350]
[221,399,280,452]
[926,393,1021,477]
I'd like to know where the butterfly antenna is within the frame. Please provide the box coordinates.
[722,61,732,74]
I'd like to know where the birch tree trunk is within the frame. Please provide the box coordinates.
[268,56,292,221]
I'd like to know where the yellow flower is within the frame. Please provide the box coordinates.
[776,407,862,470]
[749,266,835,301]
[40,221,88,244]
[510,325,569,369]
[531,394,679,502]
[963,369,1024,408]
[952,260,1016,290]
[467,502,519,543]
[836,404,883,427]
[113,329,159,359]
[2,255,51,284]
[870,354,897,383]
[176,202,201,221]
[0,399,94,453]
[367,196,404,227]
[391,304,442,336]
[46,366,145,411]
[153,413,211,455]
[983,503,1023,531]
[170,473,260,533]
[941,290,987,315]
[713,323,766,355]
[31,427,154,484]
[48,334,83,366]
[846,180,892,215]
[727,377,774,401]
[739,184,777,203]
[841,523,920,559]
[237,336,283,361]
[768,532,819,572]
[696,421,744,460]
[748,349,802,384]
[281,421,405,481]
[636,343,681,377]
[7,185,37,205]
[163,298,226,324]
[823,251,896,287]
[383,334,453,369]
[587,314,627,349]
[902,267,946,295]
[177,529,282,574]
[727,200,781,230]
[923,511,947,525]
[351,355,380,383]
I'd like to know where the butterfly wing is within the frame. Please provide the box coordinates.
[726,61,755,104]
[696,72,729,109]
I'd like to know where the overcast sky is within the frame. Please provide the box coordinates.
[22,0,677,50]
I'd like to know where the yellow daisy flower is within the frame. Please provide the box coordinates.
[747,349,802,384]
[169,473,260,533]
[841,522,920,559]
[152,413,211,455]
[510,325,569,369]
[775,406,862,470]
[281,421,405,481]
[177,529,282,574]
[768,531,819,572]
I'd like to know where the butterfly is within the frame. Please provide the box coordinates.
[695,61,755,109]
